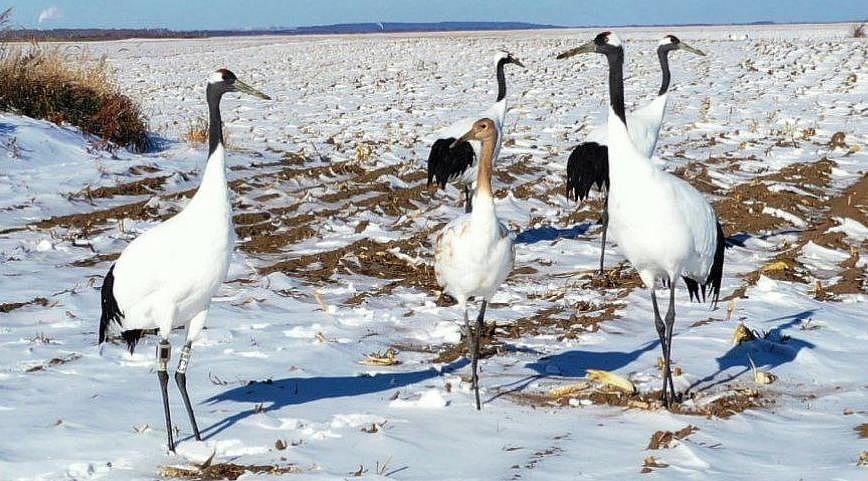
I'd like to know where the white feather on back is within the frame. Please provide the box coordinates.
[604,108,717,287]
[112,145,234,334]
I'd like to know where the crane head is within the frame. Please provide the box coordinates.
[556,31,623,60]
[207,69,271,100]
[659,35,706,57]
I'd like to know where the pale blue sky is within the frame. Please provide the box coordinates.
[3,0,866,30]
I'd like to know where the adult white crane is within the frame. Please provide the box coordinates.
[427,51,524,213]
[562,35,705,274]
[99,69,270,451]
[434,118,515,410]
[557,32,724,407]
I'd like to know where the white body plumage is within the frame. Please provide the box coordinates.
[605,108,717,289]
[434,194,514,305]
[111,144,234,340]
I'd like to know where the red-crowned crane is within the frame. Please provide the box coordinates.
[434,118,515,410]
[99,69,270,451]
[557,32,724,407]
[427,51,524,213]
[562,35,705,274]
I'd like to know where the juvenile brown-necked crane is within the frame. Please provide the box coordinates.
[99,69,270,451]
[557,32,724,407]
[561,35,705,274]
[434,118,515,410]
[427,51,524,213]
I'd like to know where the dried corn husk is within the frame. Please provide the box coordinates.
[732,322,758,346]
[586,369,637,394]
[548,381,591,398]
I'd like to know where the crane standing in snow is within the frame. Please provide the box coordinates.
[561,35,705,274]
[557,32,724,407]
[99,69,270,451]
[434,118,515,410]
[427,51,524,213]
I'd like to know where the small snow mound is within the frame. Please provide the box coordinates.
[828,217,868,242]
[390,389,448,409]
[175,440,215,464]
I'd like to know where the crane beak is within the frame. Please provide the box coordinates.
[677,42,706,56]
[450,130,473,149]
[511,57,526,68]
[556,40,596,60]
[232,79,271,100]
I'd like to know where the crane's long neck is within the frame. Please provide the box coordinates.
[657,46,671,96]
[207,86,224,156]
[495,57,508,102]
[474,133,497,203]
[607,49,627,126]
[191,85,230,214]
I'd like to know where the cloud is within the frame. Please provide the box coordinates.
[37,6,61,24]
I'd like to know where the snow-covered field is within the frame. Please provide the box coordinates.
[1,24,866,480]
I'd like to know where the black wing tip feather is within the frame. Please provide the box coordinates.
[683,220,726,308]
[427,138,474,189]
[565,142,609,202]
[99,264,140,353]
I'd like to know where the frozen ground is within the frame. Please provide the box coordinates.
[1,24,867,480]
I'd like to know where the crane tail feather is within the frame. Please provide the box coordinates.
[427,138,475,189]
[99,264,142,353]
[682,220,726,308]
[566,142,609,202]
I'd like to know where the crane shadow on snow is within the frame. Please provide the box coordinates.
[200,358,469,439]
[688,310,817,393]
[488,340,660,401]
[492,310,816,400]
[515,223,593,245]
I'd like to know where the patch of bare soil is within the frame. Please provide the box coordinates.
[647,425,699,449]
[35,198,164,233]
[70,252,120,267]
[509,385,765,419]
[0,296,49,313]
[25,353,81,373]
[726,171,867,300]
[161,462,300,480]
[714,157,835,235]
[76,175,168,200]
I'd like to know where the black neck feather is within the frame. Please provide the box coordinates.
[657,46,672,96]
[496,57,508,102]
[206,84,224,156]
[607,48,627,125]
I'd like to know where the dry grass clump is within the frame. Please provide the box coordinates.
[0,18,150,151]
[851,23,866,38]
[183,116,231,148]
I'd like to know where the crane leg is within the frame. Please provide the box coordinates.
[464,186,473,213]
[174,342,201,441]
[472,300,488,410]
[650,289,668,405]
[598,193,609,276]
[156,339,175,452]
[663,283,678,406]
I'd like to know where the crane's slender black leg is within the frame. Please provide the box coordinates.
[156,339,175,452]
[462,307,472,359]
[650,289,668,405]
[464,185,473,213]
[174,342,201,441]
[663,282,678,406]
[598,192,609,275]
[472,300,488,410]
